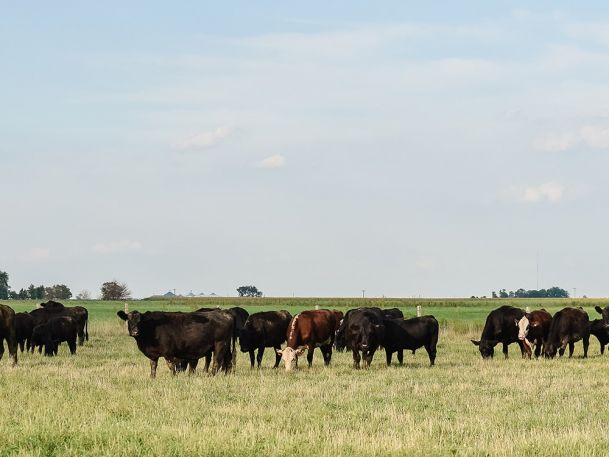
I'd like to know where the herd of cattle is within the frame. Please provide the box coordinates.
[0,301,608,377]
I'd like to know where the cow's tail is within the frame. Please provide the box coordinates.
[85,314,89,342]
[230,317,237,372]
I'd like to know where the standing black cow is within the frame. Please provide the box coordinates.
[335,307,385,368]
[31,316,78,356]
[543,307,590,358]
[31,301,89,346]
[117,310,235,378]
[15,312,34,352]
[0,304,17,366]
[471,306,527,359]
[384,316,439,366]
[239,310,292,368]
[589,319,609,355]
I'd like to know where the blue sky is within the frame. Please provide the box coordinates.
[3,2,609,298]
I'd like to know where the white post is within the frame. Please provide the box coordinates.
[525,306,530,313]
[416,305,422,317]
[315,305,319,310]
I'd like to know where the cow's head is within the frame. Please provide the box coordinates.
[471,339,498,358]
[516,315,530,340]
[239,327,253,353]
[117,310,142,337]
[360,323,384,350]
[334,320,346,352]
[595,306,609,329]
[275,347,306,371]
[543,342,557,358]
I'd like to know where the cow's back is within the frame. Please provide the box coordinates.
[288,310,336,348]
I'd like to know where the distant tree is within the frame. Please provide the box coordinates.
[495,287,569,299]
[16,288,28,299]
[492,291,498,299]
[8,290,18,299]
[0,271,9,300]
[75,289,91,300]
[237,285,263,297]
[27,284,46,300]
[45,284,72,300]
[499,289,509,298]
[101,281,131,300]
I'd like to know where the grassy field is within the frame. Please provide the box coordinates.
[1,298,609,456]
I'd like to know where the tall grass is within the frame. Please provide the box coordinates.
[1,299,608,456]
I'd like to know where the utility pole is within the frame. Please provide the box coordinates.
[573,288,577,299]
[362,290,365,299]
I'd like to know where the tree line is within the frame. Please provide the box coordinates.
[491,287,569,299]
[0,270,131,301]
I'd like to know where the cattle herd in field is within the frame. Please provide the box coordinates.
[0,302,607,377]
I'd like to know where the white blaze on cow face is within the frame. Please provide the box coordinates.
[516,316,530,340]
[276,347,306,371]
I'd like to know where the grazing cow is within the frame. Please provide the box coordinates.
[31,301,89,346]
[117,310,235,378]
[543,307,590,358]
[0,304,17,366]
[471,306,527,359]
[276,309,338,371]
[589,319,609,355]
[31,316,78,356]
[384,316,439,366]
[335,307,385,368]
[239,310,292,368]
[15,312,34,352]
[515,309,552,358]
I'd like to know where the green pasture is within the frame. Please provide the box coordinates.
[1,298,609,456]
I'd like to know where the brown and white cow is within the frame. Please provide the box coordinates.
[515,309,552,358]
[276,309,340,371]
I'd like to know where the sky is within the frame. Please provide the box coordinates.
[3,2,609,298]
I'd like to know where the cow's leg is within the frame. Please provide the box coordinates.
[150,359,158,378]
[534,338,542,358]
[568,341,575,358]
[273,346,282,368]
[18,340,24,353]
[601,343,605,355]
[386,350,393,366]
[425,344,436,366]
[518,340,531,359]
[188,359,198,375]
[257,346,265,368]
[583,336,589,358]
[78,326,85,346]
[0,338,4,362]
[352,349,361,369]
[364,349,375,368]
[306,346,314,368]
[165,359,177,375]
[503,342,509,359]
[203,353,212,373]
[397,349,404,365]
[248,350,255,368]
[321,344,332,366]
[67,338,77,355]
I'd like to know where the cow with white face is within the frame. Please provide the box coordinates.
[515,309,553,359]
[275,347,306,371]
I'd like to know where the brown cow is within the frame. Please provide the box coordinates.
[515,309,552,358]
[276,309,339,371]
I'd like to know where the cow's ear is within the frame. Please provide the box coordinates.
[595,306,603,314]
[296,347,307,356]
[117,311,128,321]
[275,348,283,356]
[471,340,480,346]
[514,319,519,327]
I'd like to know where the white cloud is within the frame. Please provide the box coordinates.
[92,240,142,254]
[522,182,564,203]
[257,154,286,169]
[176,127,232,150]
[19,248,50,262]
[534,124,609,152]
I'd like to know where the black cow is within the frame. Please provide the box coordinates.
[239,310,292,368]
[31,301,89,346]
[335,307,385,368]
[31,316,78,356]
[15,312,34,352]
[381,308,404,319]
[117,310,235,378]
[384,316,439,366]
[471,305,527,359]
[590,319,609,355]
[0,304,17,366]
[544,307,590,358]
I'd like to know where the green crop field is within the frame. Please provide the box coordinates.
[1,298,609,456]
